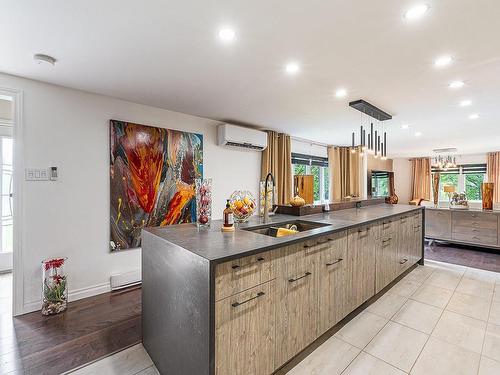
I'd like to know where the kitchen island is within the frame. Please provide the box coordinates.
[142,204,424,375]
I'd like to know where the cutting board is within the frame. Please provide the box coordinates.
[294,175,314,204]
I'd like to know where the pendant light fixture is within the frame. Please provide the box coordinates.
[348,100,392,158]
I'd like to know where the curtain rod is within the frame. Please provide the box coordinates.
[290,136,330,148]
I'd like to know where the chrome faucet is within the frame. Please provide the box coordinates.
[263,172,275,224]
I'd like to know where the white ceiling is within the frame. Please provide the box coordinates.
[2,0,500,157]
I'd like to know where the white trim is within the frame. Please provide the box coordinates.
[0,87,24,316]
[22,282,112,314]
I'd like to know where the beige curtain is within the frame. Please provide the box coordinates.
[487,152,500,203]
[261,131,292,205]
[328,146,362,200]
[410,158,431,200]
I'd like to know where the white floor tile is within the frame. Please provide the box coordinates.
[488,301,500,326]
[446,291,492,321]
[365,321,428,372]
[424,270,462,291]
[366,293,407,320]
[389,278,422,297]
[410,284,453,309]
[392,299,442,334]
[411,337,480,375]
[287,336,360,375]
[431,310,486,354]
[404,266,434,284]
[456,277,494,301]
[334,311,387,349]
[479,356,500,375]
[342,352,406,375]
[483,323,500,363]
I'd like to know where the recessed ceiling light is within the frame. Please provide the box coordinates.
[469,113,480,120]
[218,28,236,42]
[434,55,453,67]
[33,53,57,66]
[285,62,300,75]
[415,131,422,137]
[449,80,465,89]
[460,100,472,107]
[335,88,347,98]
[401,124,410,129]
[404,4,430,19]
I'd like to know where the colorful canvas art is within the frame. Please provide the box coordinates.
[109,120,203,251]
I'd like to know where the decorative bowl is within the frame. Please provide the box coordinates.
[229,190,256,222]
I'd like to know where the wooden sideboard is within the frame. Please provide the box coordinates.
[425,207,500,249]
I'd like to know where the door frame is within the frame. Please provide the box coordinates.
[0,87,24,316]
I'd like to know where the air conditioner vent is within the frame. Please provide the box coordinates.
[217,124,267,151]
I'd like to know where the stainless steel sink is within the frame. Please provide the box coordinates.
[243,220,330,237]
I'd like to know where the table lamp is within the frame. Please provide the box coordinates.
[443,185,456,203]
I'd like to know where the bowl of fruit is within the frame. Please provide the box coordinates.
[229,191,256,223]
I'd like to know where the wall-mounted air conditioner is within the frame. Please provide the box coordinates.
[217,124,267,151]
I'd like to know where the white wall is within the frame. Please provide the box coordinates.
[393,158,412,204]
[0,73,261,313]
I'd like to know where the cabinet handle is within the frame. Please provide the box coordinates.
[231,292,265,308]
[399,258,408,264]
[472,222,479,226]
[413,225,421,229]
[326,258,343,266]
[231,257,265,270]
[288,271,312,283]
[358,228,370,236]
[472,236,481,240]
[471,214,478,218]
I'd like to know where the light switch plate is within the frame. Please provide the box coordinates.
[25,168,50,181]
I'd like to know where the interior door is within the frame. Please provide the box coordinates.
[0,135,13,272]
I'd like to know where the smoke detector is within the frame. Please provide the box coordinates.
[33,54,57,66]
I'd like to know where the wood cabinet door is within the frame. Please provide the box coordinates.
[425,209,451,239]
[275,243,318,368]
[412,216,423,264]
[396,216,414,275]
[215,280,276,375]
[375,222,398,294]
[317,231,348,335]
[347,225,377,311]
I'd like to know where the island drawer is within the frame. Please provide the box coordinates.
[301,231,346,255]
[215,250,276,301]
[380,218,395,237]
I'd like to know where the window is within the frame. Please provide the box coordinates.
[371,171,390,197]
[0,137,12,253]
[291,153,329,203]
[432,164,486,202]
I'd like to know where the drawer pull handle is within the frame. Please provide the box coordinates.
[231,257,265,270]
[414,225,421,229]
[358,228,370,235]
[472,214,478,218]
[304,238,334,248]
[289,272,312,283]
[231,292,265,308]
[382,238,392,244]
[399,258,408,264]
[326,258,343,266]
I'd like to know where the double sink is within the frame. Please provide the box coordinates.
[243,220,330,238]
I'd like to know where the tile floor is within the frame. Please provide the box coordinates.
[64,260,500,374]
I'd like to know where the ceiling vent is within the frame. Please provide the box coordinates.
[432,148,457,154]
[217,124,267,151]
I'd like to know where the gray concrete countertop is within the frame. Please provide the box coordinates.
[144,204,423,263]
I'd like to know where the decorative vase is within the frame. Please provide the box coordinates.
[259,181,275,216]
[195,178,212,227]
[482,182,494,210]
[385,192,399,204]
[42,258,68,315]
[432,173,440,207]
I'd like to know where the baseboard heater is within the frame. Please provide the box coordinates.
[110,270,142,291]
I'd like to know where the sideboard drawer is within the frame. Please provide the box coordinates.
[452,231,498,246]
[452,211,497,230]
[425,209,451,239]
[215,250,276,301]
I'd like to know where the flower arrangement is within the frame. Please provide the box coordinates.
[42,257,68,315]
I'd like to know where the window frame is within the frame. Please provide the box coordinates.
[432,164,486,203]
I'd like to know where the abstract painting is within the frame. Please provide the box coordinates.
[109,120,203,251]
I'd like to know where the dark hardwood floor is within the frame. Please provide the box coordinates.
[1,277,141,375]
[425,240,500,273]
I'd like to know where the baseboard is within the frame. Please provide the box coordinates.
[22,282,111,315]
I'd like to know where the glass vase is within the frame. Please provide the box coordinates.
[195,178,212,227]
[259,181,275,216]
[41,257,68,315]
